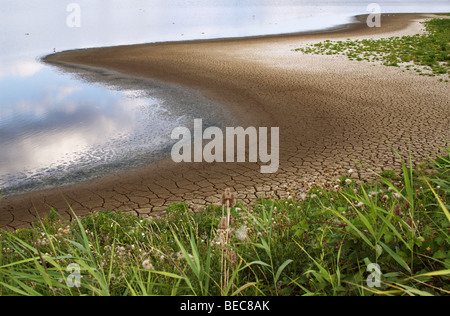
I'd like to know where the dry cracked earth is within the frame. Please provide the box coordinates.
[1,14,449,230]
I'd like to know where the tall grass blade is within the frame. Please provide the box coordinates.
[378,241,411,273]
[425,179,450,223]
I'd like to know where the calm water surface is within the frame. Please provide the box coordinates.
[0,0,449,196]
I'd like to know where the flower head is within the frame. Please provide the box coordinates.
[393,204,402,216]
[142,259,154,271]
[235,225,248,242]
[221,188,235,207]
[230,250,237,266]
[218,217,228,230]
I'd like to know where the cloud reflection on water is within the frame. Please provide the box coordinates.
[0,60,233,196]
[0,66,170,193]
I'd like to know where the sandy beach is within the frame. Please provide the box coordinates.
[1,13,449,230]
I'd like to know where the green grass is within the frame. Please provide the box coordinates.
[296,18,450,81]
[0,146,449,296]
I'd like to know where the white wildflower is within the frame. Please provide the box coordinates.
[235,225,248,242]
[175,251,193,261]
[142,259,154,271]
[116,246,126,256]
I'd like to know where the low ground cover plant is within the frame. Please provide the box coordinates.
[0,146,449,296]
[297,18,450,81]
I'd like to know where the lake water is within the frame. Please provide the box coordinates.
[1,0,449,196]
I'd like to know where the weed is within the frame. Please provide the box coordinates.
[296,18,450,81]
[1,147,449,296]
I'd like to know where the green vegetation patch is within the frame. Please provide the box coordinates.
[296,18,450,80]
[1,146,449,296]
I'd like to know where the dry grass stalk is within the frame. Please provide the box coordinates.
[220,188,235,294]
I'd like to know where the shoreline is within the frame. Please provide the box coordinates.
[1,13,449,230]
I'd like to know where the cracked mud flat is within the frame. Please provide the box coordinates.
[1,13,449,230]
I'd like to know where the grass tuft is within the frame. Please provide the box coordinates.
[1,146,449,296]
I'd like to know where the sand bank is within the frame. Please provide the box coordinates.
[1,13,449,230]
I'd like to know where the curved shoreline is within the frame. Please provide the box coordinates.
[1,13,449,230]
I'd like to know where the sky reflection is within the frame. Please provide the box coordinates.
[0,67,143,188]
[0,62,233,196]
